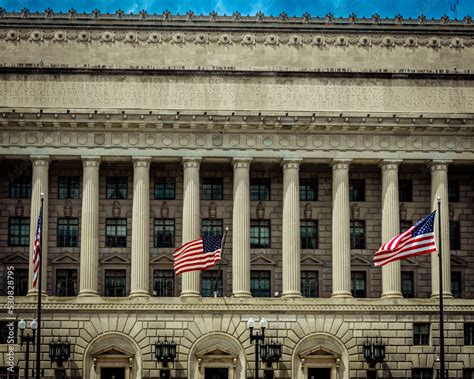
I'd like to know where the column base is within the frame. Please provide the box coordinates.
[180,291,201,300]
[431,292,454,300]
[129,290,150,299]
[381,292,403,299]
[331,291,353,298]
[27,289,47,297]
[78,290,99,297]
[232,291,252,298]
[281,291,303,299]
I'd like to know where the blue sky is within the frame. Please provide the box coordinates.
[0,0,472,19]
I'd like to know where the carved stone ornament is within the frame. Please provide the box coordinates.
[218,34,231,44]
[351,203,360,220]
[160,201,169,219]
[400,203,407,221]
[257,202,265,219]
[304,203,312,220]
[112,201,121,218]
[449,204,455,221]
[101,31,115,42]
[209,202,217,219]
[15,200,24,217]
[147,32,161,43]
[64,200,73,218]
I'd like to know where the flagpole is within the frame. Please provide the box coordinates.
[35,193,44,379]
[437,197,446,379]
[213,227,229,297]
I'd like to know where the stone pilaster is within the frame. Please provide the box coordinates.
[379,160,403,298]
[130,157,151,298]
[430,160,453,298]
[180,158,201,298]
[331,159,352,298]
[78,156,101,297]
[282,159,303,298]
[28,156,49,295]
[232,158,252,298]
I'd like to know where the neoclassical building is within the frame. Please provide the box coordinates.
[0,8,474,379]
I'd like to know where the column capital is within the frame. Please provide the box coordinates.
[182,157,201,169]
[378,159,403,171]
[30,155,50,167]
[330,159,352,170]
[281,158,302,170]
[428,160,452,172]
[81,156,101,168]
[232,158,252,169]
[132,157,151,168]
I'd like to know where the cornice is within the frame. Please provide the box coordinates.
[0,9,473,32]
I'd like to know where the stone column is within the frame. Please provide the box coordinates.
[232,158,252,298]
[282,159,303,298]
[331,159,352,298]
[379,160,403,298]
[130,157,151,298]
[28,156,49,295]
[180,158,201,298]
[78,156,101,297]
[430,160,452,298]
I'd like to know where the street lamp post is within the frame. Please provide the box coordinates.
[18,319,38,379]
[247,317,268,379]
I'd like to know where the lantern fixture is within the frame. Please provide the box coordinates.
[48,338,71,366]
[155,340,177,379]
[363,338,385,369]
[260,341,282,368]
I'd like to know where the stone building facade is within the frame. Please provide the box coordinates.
[0,9,474,379]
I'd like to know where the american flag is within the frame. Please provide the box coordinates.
[174,235,222,275]
[374,211,437,267]
[32,206,43,288]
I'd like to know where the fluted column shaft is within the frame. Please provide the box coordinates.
[331,159,352,298]
[181,158,201,298]
[430,160,452,298]
[130,157,151,298]
[380,160,403,298]
[232,158,252,298]
[78,157,101,297]
[28,156,49,295]
[282,159,302,298]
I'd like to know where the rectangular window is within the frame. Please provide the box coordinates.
[202,219,223,237]
[106,177,128,199]
[154,177,176,200]
[401,271,415,298]
[57,218,79,247]
[9,217,29,246]
[448,180,460,202]
[351,271,366,298]
[251,270,271,297]
[452,271,462,299]
[55,269,77,296]
[201,270,223,297]
[104,269,126,297]
[400,220,412,233]
[449,220,461,250]
[0,321,17,344]
[13,268,28,296]
[250,220,271,248]
[349,179,365,202]
[202,177,224,200]
[58,176,80,199]
[106,219,127,247]
[350,220,366,249]
[250,178,271,201]
[153,270,174,297]
[301,271,318,298]
[300,178,318,201]
[300,220,318,249]
[154,219,175,248]
[413,323,430,345]
[10,176,31,198]
[464,324,474,345]
[464,368,474,379]
[412,368,433,379]
[399,179,413,202]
